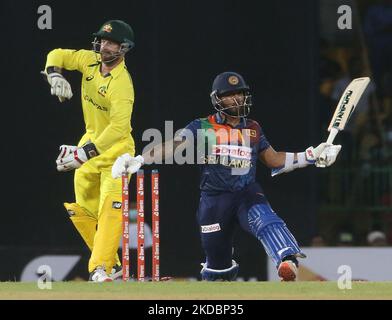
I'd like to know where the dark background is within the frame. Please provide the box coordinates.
[0,0,320,280]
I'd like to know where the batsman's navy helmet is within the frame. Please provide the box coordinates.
[211,72,250,96]
[210,72,252,118]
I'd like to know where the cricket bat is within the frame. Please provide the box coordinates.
[326,77,370,144]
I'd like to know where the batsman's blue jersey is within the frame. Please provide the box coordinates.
[182,113,270,193]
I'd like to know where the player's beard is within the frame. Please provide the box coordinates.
[224,105,248,117]
[100,50,121,66]
[225,106,240,117]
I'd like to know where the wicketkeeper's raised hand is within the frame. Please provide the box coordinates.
[41,70,73,102]
[112,154,145,178]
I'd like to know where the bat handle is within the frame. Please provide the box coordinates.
[326,127,339,145]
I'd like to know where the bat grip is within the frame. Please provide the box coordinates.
[326,127,339,145]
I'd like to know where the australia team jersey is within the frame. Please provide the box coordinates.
[182,113,270,193]
[45,49,135,155]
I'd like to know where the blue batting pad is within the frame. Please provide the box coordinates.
[248,204,303,266]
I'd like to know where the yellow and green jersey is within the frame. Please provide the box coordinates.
[45,49,135,156]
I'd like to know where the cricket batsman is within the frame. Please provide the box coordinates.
[42,20,136,282]
[112,72,341,281]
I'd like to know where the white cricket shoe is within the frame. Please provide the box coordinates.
[278,260,298,281]
[89,266,113,282]
[109,264,123,281]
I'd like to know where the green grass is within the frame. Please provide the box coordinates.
[0,281,391,300]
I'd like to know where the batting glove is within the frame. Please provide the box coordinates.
[316,145,342,168]
[304,142,328,163]
[112,154,145,179]
[272,142,329,177]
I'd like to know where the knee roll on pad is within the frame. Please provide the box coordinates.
[248,203,284,229]
[200,260,239,281]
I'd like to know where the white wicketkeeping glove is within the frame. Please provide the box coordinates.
[56,145,78,161]
[41,71,73,102]
[56,142,99,172]
[315,145,342,168]
[112,154,145,179]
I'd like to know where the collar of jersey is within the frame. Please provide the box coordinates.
[105,59,126,79]
[89,59,126,79]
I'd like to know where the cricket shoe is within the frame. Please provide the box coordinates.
[109,264,123,281]
[89,266,113,282]
[278,260,298,282]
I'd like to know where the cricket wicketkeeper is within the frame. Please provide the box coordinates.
[112,71,342,281]
[42,20,136,282]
